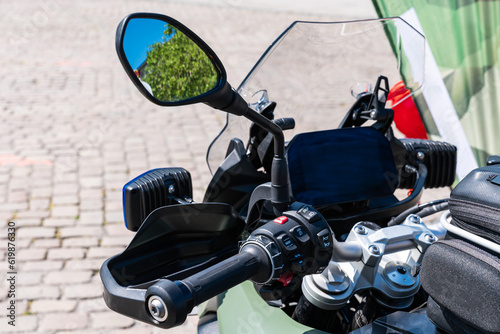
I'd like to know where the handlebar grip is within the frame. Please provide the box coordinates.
[273,117,295,130]
[145,244,271,328]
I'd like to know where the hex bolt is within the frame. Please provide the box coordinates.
[168,184,176,194]
[369,245,381,255]
[417,151,425,161]
[408,214,422,224]
[370,110,378,119]
[424,234,436,243]
[354,225,367,235]
[148,296,168,322]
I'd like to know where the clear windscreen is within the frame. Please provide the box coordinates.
[207,18,425,174]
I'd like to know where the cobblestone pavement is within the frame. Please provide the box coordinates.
[0,1,447,333]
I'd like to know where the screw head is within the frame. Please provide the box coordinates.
[369,245,381,255]
[417,151,425,161]
[408,214,422,224]
[148,296,168,322]
[354,225,367,235]
[424,234,436,243]
[168,184,176,194]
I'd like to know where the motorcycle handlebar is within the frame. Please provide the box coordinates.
[144,243,271,328]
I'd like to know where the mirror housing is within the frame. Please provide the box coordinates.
[116,13,291,210]
[115,13,248,115]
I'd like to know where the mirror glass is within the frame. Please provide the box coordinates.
[122,18,220,103]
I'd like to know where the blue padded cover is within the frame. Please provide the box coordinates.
[287,127,398,206]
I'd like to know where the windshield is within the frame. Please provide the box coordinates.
[207,18,425,174]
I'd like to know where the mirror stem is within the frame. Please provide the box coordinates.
[244,108,290,211]
[209,84,291,211]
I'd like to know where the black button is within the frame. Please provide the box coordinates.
[277,234,297,255]
[291,259,306,273]
[317,229,332,249]
[298,206,321,223]
[290,226,310,245]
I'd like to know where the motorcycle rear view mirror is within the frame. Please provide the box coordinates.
[117,13,291,211]
[116,13,247,115]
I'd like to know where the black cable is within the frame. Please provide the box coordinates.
[387,198,449,226]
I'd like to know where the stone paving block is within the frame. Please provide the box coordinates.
[109,327,153,334]
[105,210,123,223]
[79,188,103,200]
[18,272,43,286]
[53,184,79,196]
[29,198,51,210]
[0,299,28,317]
[52,195,79,205]
[30,188,53,198]
[0,314,37,333]
[44,270,93,285]
[79,177,103,189]
[31,299,78,313]
[12,217,42,227]
[44,217,77,227]
[20,260,63,272]
[18,226,55,239]
[18,286,61,299]
[16,210,50,219]
[59,226,103,238]
[65,259,106,271]
[90,311,135,329]
[78,211,103,225]
[77,298,108,313]
[39,313,88,331]
[7,190,28,203]
[47,248,85,260]
[80,199,103,210]
[18,248,47,261]
[100,236,132,247]
[62,237,99,248]
[86,247,123,259]
[32,238,61,248]
[104,223,132,236]
[63,283,103,299]
[51,205,79,218]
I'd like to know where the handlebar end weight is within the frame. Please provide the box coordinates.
[145,280,193,328]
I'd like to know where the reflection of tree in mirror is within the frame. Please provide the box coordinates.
[142,26,219,102]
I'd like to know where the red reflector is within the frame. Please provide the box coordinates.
[273,216,288,224]
[278,271,293,286]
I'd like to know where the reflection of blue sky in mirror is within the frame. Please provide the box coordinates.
[123,18,173,70]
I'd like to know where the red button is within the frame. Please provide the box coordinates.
[273,216,288,224]
[278,271,293,286]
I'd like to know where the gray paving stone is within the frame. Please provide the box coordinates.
[32,238,61,248]
[63,283,103,299]
[51,205,79,218]
[86,247,123,259]
[39,313,88,331]
[0,314,37,333]
[78,211,103,225]
[31,299,78,313]
[59,226,103,238]
[18,286,61,299]
[44,270,93,285]
[17,272,43,286]
[20,260,63,272]
[18,226,55,239]
[47,248,85,260]
[64,259,106,272]
[44,217,77,227]
[18,248,47,261]
[62,237,99,248]
[90,311,135,329]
